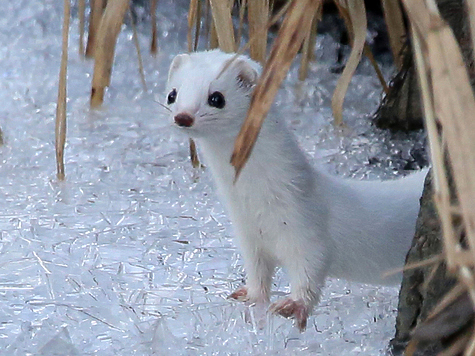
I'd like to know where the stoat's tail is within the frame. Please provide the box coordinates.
[322,168,428,285]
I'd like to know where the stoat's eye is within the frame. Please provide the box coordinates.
[208,91,225,109]
[167,89,177,105]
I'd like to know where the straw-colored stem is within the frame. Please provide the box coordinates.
[189,138,200,168]
[188,0,199,52]
[411,26,459,270]
[78,0,85,56]
[381,0,405,68]
[209,0,235,52]
[363,43,389,94]
[298,6,321,81]
[90,0,129,108]
[194,0,202,51]
[85,0,106,58]
[247,0,269,64]
[236,0,247,49]
[230,0,322,179]
[331,0,367,126]
[56,0,70,181]
[209,16,219,49]
[150,0,159,54]
[130,9,147,91]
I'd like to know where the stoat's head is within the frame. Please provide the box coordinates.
[165,49,260,139]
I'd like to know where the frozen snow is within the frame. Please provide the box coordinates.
[0,1,425,355]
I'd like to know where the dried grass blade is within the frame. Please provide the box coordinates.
[189,138,200,168]
[194,0,202,51]
[331,0,366,126]
[85,0,106,58]
[381,0,405,68]
[410,23,458,269]
[298,6,321,81]
[90,0,129,108]
[427,22,475,256]
[78,0,85,56]
[188,0,199,52]
[209,16,219,49]
[236,0,247,48]
[247,0,269,64]
[56,0,70,181]
[130,9,147,91]
[230,0,322,179]
[209,0,235,52]
[150,0,159,54]
[363,43,388,93]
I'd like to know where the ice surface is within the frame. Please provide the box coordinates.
[0,1,425,355]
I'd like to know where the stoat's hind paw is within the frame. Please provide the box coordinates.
[269,297,309,331]
[228,286,249,302]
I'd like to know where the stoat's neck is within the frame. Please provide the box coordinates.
[195,118,322,201]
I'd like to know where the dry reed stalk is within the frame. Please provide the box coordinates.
[236,0,247,48]
[56,0,70,181]
[189,138,201,168]
[85,0,106,58]
[411,26,459,270]
[209,19,219,49]
[150,0,159,54]
[233,0,292,58]
[308,5,321,62]
[334,2,388,96]
[298,6,321,81]
[438,331,473,356]
[209,0,235,52]
[187,0,203,167]
[90,0,129,108]
[401,0,475,353]
[78,0,85,56]
[331,0,367,126]
[230,0,322,178]
[194,0,202,51]
[188,0,200,52]
[247,0,269,64]
[381,0,405,68]
[129,10,147,91]
[363,43,389,94]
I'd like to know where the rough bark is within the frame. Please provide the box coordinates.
[374,0,473,131]
[391,172,458,355]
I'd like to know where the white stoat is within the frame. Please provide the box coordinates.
[165,49,426,330]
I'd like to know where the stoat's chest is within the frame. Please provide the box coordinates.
[198,137,299,231]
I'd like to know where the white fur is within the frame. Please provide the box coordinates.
[166,49,425,313]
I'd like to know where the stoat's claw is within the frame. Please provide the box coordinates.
[228,286,249,302]
[270,297,309,331]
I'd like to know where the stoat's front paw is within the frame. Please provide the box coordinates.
[269,297,310,331]
[228,286,249,302]
[228,285,269,304]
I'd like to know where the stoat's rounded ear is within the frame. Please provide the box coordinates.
[228,58,260,90]
[168,53,190,83]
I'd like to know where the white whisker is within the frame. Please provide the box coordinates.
[152,99,172,113]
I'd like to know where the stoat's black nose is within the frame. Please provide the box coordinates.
[174,113,194,127]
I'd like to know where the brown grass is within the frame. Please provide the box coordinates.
[230,0,322,178]
[55,0,70,181]
[381,0,405,69]
[331,0,367,126]
[150,0,159,54]
[247,0,269,64]
[90,0,129,108]
[78,0,85,56]
[85,0,106,58]
[401,0,475,354]
[209,0,235,52]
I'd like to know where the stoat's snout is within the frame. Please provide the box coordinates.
[174,113,194,127]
